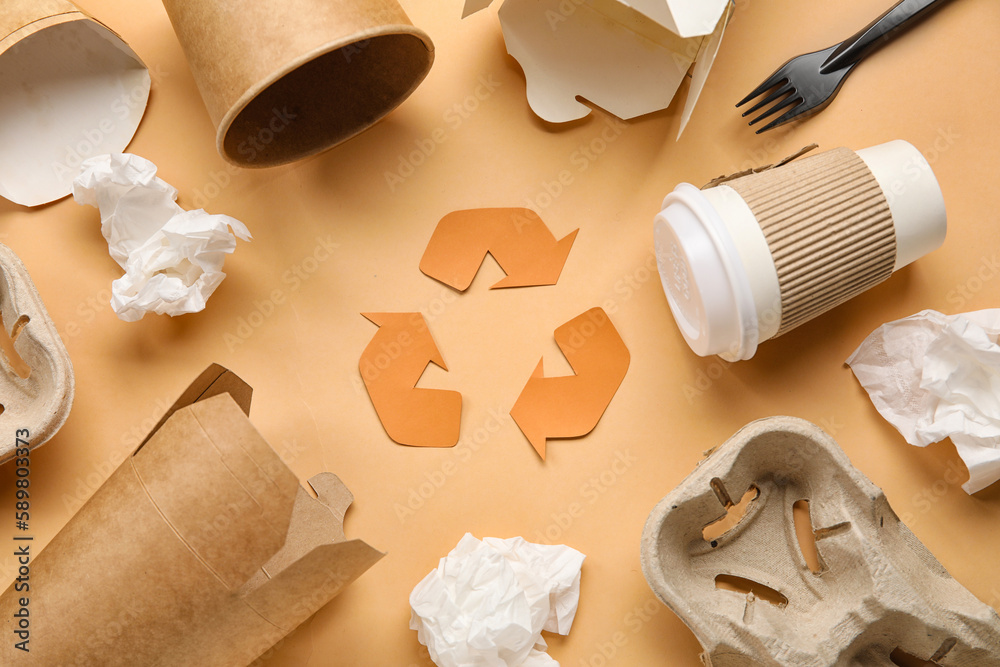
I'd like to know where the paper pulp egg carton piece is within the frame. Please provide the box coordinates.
[640,416,1000,666]
[0,243,74,463]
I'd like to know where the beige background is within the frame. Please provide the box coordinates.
[2,0,999,664]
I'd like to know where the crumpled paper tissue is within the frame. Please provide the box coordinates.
[847,308,1000,494]
[409,533,585,667]
[73,153,250,322]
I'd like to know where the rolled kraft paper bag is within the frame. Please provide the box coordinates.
[0,0,150,207]
[0,367,384,666]
[654,140,947,360]
[161,0,435,167]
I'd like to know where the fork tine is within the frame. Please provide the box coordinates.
[755,95,830,134]
[736,67,788,108]
[754,102,806,134]
[747,95,800,127]
[740,83,793,117]
[739,41,853,132]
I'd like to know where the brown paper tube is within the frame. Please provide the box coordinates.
[0,0,150,207]
[161,0,435,167]
[0,366,384,666]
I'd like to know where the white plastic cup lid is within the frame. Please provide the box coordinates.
[654,184,759,360]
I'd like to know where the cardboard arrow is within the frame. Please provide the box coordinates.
[419,208,578,291]
[360,312,462,448]
[511,307,629,459]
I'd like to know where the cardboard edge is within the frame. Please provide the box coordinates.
[0,11,80,48]
[239,472,385,632]
[137,364,252,451]
[462,0,496,19]
[306,472,355,529]
[660,0,730,39]
[243,539,386,631]
[677,1,732,138]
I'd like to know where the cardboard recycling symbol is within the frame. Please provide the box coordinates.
[418,207,578,290]
[360,209,629,459]
[359,312,463,449]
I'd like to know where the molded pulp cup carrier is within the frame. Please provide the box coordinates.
[654,141,946,360]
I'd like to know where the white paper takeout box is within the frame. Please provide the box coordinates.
[465,0,733,136]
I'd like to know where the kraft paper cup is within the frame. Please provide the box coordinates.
[161,0,435,167]
[654,140,946,361]
[0,0,150,207]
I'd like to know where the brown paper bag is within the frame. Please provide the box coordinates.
[161,0,435,167]
[0,365,384,666]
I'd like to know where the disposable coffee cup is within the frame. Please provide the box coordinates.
[654,140,946,360]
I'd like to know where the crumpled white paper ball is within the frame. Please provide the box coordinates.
[409,533,585,667]
[73,153,251,322]
[848,308,1000,493]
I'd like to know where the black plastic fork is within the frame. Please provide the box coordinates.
[736,0,956,133]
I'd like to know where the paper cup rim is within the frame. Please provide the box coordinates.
[215,23,435,168]
[0,11,84,51]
